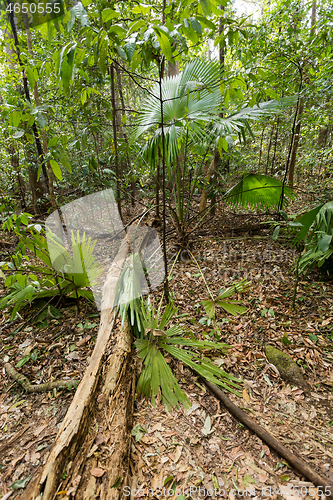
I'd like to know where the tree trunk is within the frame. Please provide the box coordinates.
[8,143,26,210]
[271,117,279,174]
[210,14,225,216]
[199,156,216,214]
[265,124,274,174]
[200,13,225,216]
[258,125,265,170]
[110,64,122,221]
[168,60,178,77]
[288,99,304,187]
[288,0,316,187]
[4,14,49,214]
[115,64,136,207]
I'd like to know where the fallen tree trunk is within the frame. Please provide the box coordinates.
[23,239,134,500]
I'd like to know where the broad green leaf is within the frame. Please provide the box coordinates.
[153,27,173,62]
[50,159,62,181]
[318,233,332,252]
[189,17,202,34]
[102,8,119,22]
[199,0,211,16]
[272,225,280,241]
[10,476,31,489]
[16,355,31,368]
[216,300,247,316]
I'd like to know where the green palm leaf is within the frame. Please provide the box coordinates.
[224,173,295,211]
[132,58,296,169]
[135,298,243,410]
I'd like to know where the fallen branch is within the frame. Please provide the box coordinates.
[204,379,333,498]
[0,240,13,247]
[0,424,30,454]
[4,363,78,393]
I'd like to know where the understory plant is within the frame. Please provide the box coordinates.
[132,58,296,250]
[293,201,333,276]
[115,247,248,410]
[0,219,102,320]
[136,298,242,411]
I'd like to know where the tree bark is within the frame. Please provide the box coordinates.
[115,64,136,207]
[23,14,57,211]
[199,156,216,214]
[288,0,316,187]
[265,124,274,174]
[110,64,122,221]
[288,99,304,187]
[199,12,225,216]
[271,117,279,174]
[258,125,265,170]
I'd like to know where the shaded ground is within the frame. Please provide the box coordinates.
[0,205,333,499]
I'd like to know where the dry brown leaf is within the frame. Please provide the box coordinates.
[95,433,105,445]
[242,388,250,403]
[90,468,105,478]
[33,424,47,437]
[30,451,40,463]
[150,422,164,433]
[174,445,182,463]
[76,336,91,347]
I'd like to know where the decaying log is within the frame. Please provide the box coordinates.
[23,238,132,500]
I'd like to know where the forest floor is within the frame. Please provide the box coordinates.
[0,200,333,500]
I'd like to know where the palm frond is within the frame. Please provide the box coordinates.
[224,173,295,211]
[135,298,243,410]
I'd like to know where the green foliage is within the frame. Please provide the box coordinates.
[202,278,251,318]
[114,253,147,338]
[224,173,295,211]
[132,59,294,168]
[0,225,101,320]
[136,299,242,411]
[295,201,333,275]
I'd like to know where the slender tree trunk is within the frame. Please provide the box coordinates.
[271,117,279,174]
[288,0,316,187]
[110,64,122,221]
[23,14,57,211]
[115,64,136,207]
[258,125,265,170]
[8,144,26,210]
[4,13,48,214]
[210,14,225,216]
[168,60,178,77]
[265,125,274,174]
[310,0,317,38]
[199,157,216,214]
[288,99,303,188]
[199,12,224,216]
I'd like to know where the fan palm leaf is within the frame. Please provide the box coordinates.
[223,173,295,211]
[132,58,296,168]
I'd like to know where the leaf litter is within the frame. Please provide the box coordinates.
[0,208,332,499]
